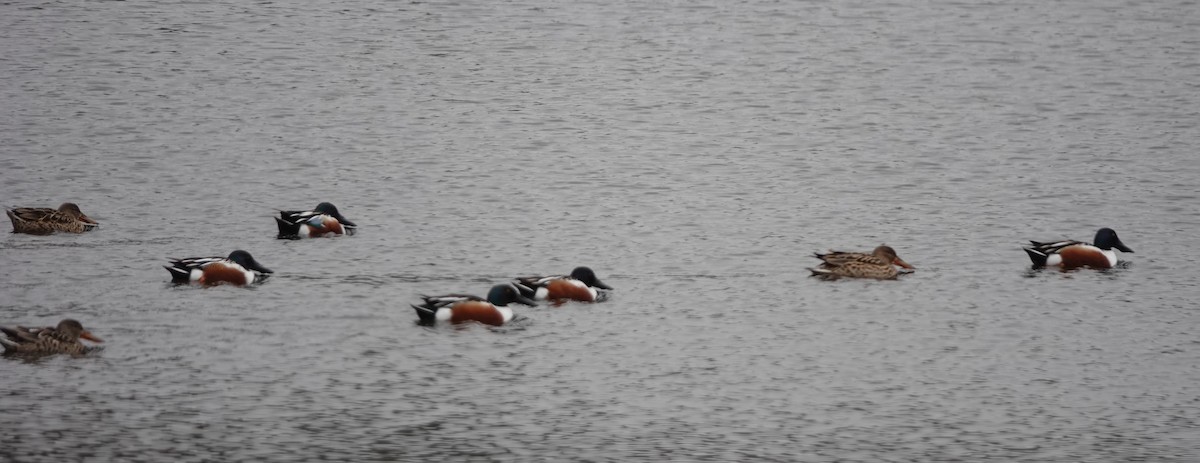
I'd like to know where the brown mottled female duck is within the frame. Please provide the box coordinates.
[6,202,98,234]
[809,245,915,280]
[0,319,104,356]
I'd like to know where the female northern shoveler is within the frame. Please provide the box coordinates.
[275,202,357,239]
[809,245,915,280]
[513,266,613,303]
[1023,228,1133,269]
[164,250,274,286]
[1,319,103,356]
[6,202,98,234]
[411,283,537,326]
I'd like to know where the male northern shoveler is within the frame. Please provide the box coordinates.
[411,283,537,326]
[6,202,98,234]
[1,319,104,356]
[513,266,613,303]
[275,202,357,239]
[1023,228,1133,269]
[164,250,274,286]
[809,245,915,280]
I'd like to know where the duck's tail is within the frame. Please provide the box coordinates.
[0,328,19,352]
[808,267,839,280]
[163,264,191,284]
[274,216,301,239]
[411,303,437,326]
[511,279,538,300]
[1023,247,1049,267]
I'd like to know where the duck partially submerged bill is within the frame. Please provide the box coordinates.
[411,284,537,326]
[164,250,274,286]
[513,266,613,303]
[275,202,356,239]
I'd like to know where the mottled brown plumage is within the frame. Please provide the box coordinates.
[6,203,98,234]
[810,245,915,280]
[0,319,104,355]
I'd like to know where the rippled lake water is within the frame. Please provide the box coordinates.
[2,0,1198,461]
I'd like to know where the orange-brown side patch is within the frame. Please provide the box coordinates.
[449,301,505,326]
[545,280,595,302]
[1058,246,1112,269]
[199,263,248,286]
[309,217,344,236]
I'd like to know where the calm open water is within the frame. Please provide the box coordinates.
[2,0,1198,461]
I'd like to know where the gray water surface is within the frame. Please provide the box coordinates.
[2,1,1198,461]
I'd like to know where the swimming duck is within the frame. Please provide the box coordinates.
[513,266,613,303]
[809,245,915,280]
[411,283,537,326]
[1,319,104,355]
[1023,228,1133,269]
[6,202,98,234]
[164,250,274,286]
[275,202,357,239]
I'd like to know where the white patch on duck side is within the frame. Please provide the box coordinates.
[435,308,452,322]
[534,287,550,300]
[497,306,514,323]
[1101,249,1118,267]
[189,268,206,282]
[1045,254,1063,267]
[244,267,260,284]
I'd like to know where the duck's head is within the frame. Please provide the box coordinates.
[58,203,97,224]
[487,283,538,307]
[874,245,915,269]
[58,319,103,343]
[570,266,612,290]
[315,202,356,228]
[227,250,274,274]
[1094,228,1133,253]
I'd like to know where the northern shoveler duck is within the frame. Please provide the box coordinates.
[809,245,915,280]
[275,202,357,239]
[6,202,98,234]
[1023,228,1134,269]
[411,283,537,326]
[164,250,274,286]
[1,319,103,356]
[513,266,613,303]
